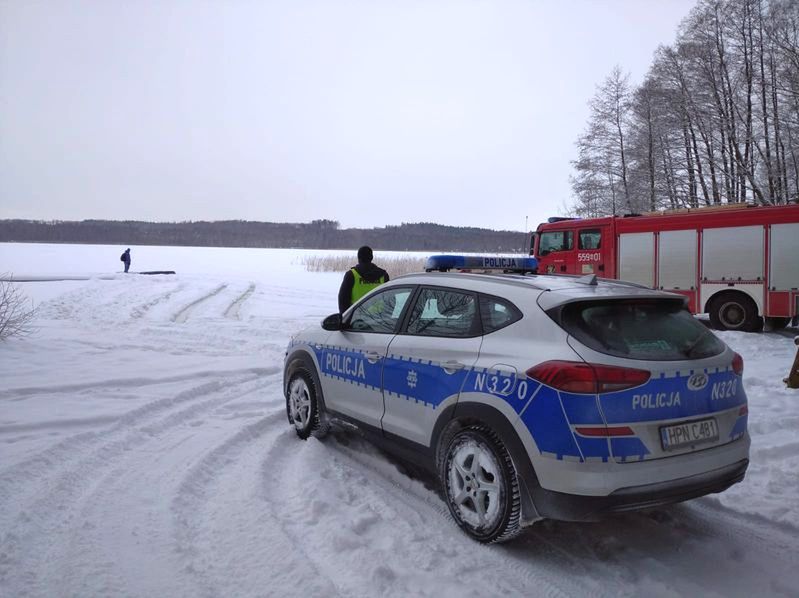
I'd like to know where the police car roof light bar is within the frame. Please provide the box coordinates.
[425,254,538,273]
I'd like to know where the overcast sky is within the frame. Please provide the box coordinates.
[0,0,696,232]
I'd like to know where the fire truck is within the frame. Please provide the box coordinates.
[531,204,799,332]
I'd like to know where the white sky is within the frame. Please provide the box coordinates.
[0,0,695,232]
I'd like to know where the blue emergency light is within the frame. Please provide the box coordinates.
[425,255,538,273]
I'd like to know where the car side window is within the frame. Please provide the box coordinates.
[479,294,522,334]
[348,287,412,334]
[578,229,602,250]
[406,288,478,337]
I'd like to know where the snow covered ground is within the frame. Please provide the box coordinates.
[1,242,798,598]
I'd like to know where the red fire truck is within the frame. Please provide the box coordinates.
[531,204,799,331]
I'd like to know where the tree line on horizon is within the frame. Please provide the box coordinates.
[0,219,530,253]
[571,0,799,217]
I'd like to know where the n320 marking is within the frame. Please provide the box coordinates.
[474,373,528,399]
[711,379,738,400]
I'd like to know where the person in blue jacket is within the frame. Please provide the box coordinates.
[120,248,131,273]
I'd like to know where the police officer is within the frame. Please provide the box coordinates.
[338,246,389,313]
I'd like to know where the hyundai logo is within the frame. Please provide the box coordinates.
[687,372,709,391]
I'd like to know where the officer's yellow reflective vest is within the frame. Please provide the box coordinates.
[351,269,385,305]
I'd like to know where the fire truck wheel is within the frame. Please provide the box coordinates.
[709,293,760,332]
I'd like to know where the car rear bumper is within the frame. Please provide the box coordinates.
[530,458,748,522]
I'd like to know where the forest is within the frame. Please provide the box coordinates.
[0,219,529,253]
[571,0,799,216]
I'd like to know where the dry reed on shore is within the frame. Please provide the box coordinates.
[302,255,426,277]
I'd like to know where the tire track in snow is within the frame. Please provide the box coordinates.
[0,367,272,400]
[262,421,799,598]
[223,283,256,320]
[674,496,799,558]
[332,435,602,597]
[168,409,345,598]
[1,379,237,485]
[129,283,186,319]
[170,412,285,598]
[506,496,799,595]
[58,383,279,598]
[261,428,595,598]
[172,284,228,323]
[0,372,274,595]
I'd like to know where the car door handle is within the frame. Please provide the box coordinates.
[364,351,382,363]
[442,361,465,374]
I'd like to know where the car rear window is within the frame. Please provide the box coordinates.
[552,299,725,361]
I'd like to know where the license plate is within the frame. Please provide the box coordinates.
[660,417,719,451]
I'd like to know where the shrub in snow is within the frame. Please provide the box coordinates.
[0,275,36,341]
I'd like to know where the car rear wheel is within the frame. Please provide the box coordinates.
[440,426,521,543]
[286,369,330,440]
[709,293,761,332]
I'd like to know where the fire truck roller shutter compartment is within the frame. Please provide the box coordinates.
[769,222,799,321]
[702,225,765,331]
[702,226,764,282]
[658,230,697,290]
[618,232,655,288]
[769,223,799,291]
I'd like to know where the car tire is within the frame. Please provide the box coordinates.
[286,368,330,440]
[709,293,760,332]
[440,426,522,544]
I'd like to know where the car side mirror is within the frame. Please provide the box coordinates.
[322,313,343,331]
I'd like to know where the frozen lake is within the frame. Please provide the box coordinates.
[1,242,798,597]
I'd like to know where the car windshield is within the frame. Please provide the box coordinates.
[555,299,725,361]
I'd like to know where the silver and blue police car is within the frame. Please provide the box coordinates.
[283,255,749,543]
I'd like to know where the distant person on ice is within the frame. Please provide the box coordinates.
[338,246,389,313]
[120,248,131,273]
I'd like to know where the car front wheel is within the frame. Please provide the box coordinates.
[286,369,329,440]
[440,426,522,543]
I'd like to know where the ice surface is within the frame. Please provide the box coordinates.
[1,242,798,597]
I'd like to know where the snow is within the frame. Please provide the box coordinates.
[1,242,798,597]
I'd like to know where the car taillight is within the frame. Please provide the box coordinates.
[732,352,744,376]
[526,360,650,394]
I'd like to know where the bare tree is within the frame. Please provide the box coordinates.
[570,0,799,216]
[0,276,36,341]
[571,66,634,215]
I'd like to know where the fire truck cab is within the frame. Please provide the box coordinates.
[531,204,799,332]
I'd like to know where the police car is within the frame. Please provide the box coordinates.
[283,255,749,543]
